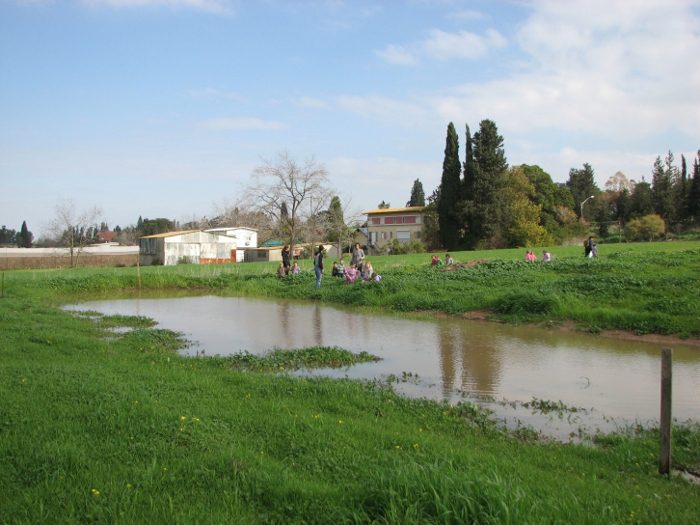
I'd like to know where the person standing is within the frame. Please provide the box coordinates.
[351,243,365,273]
[281,245,291,275]
[314,245,325,288]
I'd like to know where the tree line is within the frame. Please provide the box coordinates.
[420,120,700,250]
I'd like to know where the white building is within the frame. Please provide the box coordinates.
[204,227,258,262]
[139,230,238,266]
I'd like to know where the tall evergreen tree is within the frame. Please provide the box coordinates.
[566,163,599,218]
[18,220,33,248]
[462,119,508,248]
[407,179,426,207]
[676,154,689,223]
[651,152,676,224]
[688,151,700,222]
[629,178,654,218]
[437,122,461,249]
[462,124,475,201]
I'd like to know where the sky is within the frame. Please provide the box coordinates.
[1,0,699,238]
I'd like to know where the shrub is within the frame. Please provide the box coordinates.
[625,214,665,241]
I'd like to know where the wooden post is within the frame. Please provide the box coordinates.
[136,253,141,291]
[659,348,673,476]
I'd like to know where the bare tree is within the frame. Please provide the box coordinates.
[246,151,332,255]
[50,200,103,267]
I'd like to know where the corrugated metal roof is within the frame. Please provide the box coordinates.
[205,226,258,232]
[140,230,201,239]
[364,206,426,215]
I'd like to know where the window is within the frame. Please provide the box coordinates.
[371,217,380,225]
[403,216,416,224]
[397,231,410,242]
[385,217,395,224]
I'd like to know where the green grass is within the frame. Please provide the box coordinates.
[1,241,700,523]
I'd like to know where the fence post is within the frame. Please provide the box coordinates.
[659,348,672,476]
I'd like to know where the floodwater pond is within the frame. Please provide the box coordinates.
[67,295,700,440]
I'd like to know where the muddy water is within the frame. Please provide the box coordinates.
[68,295,700,439]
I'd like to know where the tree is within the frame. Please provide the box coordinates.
[461,124,476,201]
[625,214,666,241]
[499,166,550,247]
[629,178,654,218]
[521,164,571,240]
[462,119,508,248]
[318,195,358,256]
[407,179,425,207]
[421,188,441,251]
[651,153,676,224]
[688,151,700,223]
[566,163,599,219]
[437,122,461,249]
[605,171,634,193]
[50,200,103,267]
[247,151,332,257]
[377,201,390,209]
[18,220,33,248]
[0,226,17,245]
[141,218,176,236]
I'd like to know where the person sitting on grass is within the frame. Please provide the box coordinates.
[344,264,359,284]
[291,261,300,274]
[276,262,286,278]
[332,261,345,277]
[361,260,374,280]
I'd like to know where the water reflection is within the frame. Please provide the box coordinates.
[66,295,700,438]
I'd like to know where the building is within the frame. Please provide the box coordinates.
[204,227,258,262]
[139,230,238,266]
[365,206,426,250]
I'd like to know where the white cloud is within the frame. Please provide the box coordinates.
[336,95,427,125]
[376,27,507,65]
[295,96,329,109]
[200,117,286,130]
[187,87,247,101]
[375,44,418,65]
[432,0,700,141]
[423,28,506,61]
[450,9,486,22]
[80,0,233,14]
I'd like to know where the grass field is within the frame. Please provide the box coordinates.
[1,241,699,523]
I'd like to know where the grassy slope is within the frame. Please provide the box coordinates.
[1,241,700,523]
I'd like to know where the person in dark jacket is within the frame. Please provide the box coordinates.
[281,245,291,275]
[314,245,325,288]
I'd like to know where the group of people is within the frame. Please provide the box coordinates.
[524,250,551,262]
[332,243,381,284]
[278,243,381,289]
[431,253,455,267]
[277,245,301,278]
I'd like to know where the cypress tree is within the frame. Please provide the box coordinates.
[651,153,675,223]
[462,124,475,201]
[688,151,700,222]
[464,119,508,248]
[18,220,32,248]
[437,122,461,249]
[407,179,425,207]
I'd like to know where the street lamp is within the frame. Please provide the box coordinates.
[580,195,595,222]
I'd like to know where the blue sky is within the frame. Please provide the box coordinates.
[1,0,699,237]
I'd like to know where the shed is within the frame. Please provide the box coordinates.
[139,230,238,266]
[244,246,283,263]
[204,227,258,263]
